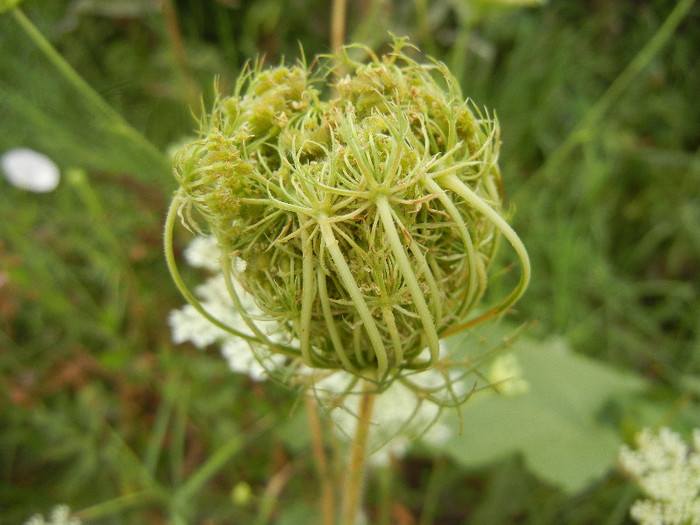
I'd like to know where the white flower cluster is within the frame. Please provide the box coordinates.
[619,427,700,525]
[169,236,455,460]
[168,236,286,381]
[24,505,81,525]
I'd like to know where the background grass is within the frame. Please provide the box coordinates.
[1,0,699,523]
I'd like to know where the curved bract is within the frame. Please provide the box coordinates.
[167,38,530,383]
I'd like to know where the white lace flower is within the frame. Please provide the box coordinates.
[183,235,224,272]
[220,338,286,381]
[169,238,288,382]
[619,427,700,525]
[1,148,60,193]
[24,505,81,525]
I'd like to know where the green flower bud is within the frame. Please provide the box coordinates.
[167,37,530,382]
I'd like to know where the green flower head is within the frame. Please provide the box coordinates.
[167,37,530,383]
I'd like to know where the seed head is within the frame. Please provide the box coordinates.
[168,37,530,383]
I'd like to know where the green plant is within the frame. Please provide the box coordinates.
[2,0,699,523]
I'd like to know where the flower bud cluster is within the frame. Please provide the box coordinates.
[169,38,529,381]
[619,427,700,525]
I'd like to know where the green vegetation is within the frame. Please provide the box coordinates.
[1,0,699,523]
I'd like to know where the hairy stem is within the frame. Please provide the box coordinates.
[299,228,317,367]
[317,256,357,372]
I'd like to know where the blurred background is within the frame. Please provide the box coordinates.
[1,0,699,523]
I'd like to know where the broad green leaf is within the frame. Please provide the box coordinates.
[440,336,646,493]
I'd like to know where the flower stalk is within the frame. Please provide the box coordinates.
[340,386,376,525]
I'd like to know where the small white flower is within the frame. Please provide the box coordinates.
[168,274,253,349]
[168,303,232,348]
[183,236,224,272]
[1,148,60,192]
[619,427,700,525]
[24,505,81,525]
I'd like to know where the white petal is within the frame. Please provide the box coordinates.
[1,148,60,192]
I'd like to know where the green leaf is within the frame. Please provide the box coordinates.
[441,336,646,493]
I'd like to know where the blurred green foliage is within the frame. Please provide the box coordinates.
[1,0,699,523]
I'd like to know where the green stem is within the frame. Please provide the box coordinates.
[220,255,278,347]
[317,252,357,372]
[299,228,317,367]
[144,390,175,475]
[340,386,376,525]
[421,175,483,317]
[176,415,275,502]
[10,8,169,172]
[169,384,190,489]
[439,174,531,335]
[417,458,449,525]
[176,434,243,501]
[75,490,159,522]
[376,463,393,525]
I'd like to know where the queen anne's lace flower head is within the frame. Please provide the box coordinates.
[619,427,700,525]
[165,37,529,387]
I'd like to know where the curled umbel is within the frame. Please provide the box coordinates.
[166,38,530,383]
